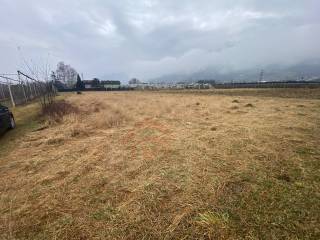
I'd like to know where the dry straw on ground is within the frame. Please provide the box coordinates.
[0,89,319,239]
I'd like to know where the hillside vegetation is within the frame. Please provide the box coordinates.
[0,89,319,239]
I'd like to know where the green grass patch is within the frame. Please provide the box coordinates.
[0,95,66,157]
[217,174,319,239]
[0,102,41,157]
[295,147,317,156]
[91,206,118,221]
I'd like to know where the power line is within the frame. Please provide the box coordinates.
[0,73,18,76]
[17,46,39,80]
[0,75,19,82]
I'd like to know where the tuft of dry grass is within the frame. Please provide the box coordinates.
[41,99,80,123]
[0,89,320,239]
[244,103,254,107]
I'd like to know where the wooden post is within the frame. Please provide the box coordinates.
[7,80,15,107]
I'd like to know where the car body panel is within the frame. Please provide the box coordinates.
[0,104,13,134]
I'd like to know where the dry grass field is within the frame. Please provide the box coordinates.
[0,89,319,239]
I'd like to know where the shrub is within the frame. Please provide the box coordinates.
[41,100,79,122]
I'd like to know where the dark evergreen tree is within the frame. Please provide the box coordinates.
[76,74,84,90]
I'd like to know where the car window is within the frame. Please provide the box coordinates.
[0,105,8,112]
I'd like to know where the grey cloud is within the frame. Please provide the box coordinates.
[0,0,319,81]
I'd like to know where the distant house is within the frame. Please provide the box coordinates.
[82,79,121,90]
[83,80,95,89]
[100,80,121,89]
[128,78,149,89]
[128,78,141,84]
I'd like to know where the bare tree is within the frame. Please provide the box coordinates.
[55,62,78,88]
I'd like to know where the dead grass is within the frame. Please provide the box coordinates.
[167,88,320,99]
[41,99,79,123]
[0,102,40,157]
[244,103,254,107]
[0,90,319,239]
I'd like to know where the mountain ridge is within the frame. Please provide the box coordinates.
[148,60,320,84]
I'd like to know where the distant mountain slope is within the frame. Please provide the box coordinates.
[149,60,320,83]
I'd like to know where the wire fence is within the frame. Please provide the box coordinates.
[0,71,57,108]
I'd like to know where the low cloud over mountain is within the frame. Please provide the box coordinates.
[0,1,319,80]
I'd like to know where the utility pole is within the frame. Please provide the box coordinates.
[259,69,264,83]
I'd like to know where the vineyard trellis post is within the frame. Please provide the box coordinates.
[1,71,57,108]
[18,71,28,103]
[7,79,15,107]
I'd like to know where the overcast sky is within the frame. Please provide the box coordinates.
[0,0,319,81]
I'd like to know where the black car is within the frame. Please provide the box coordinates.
[0,104,15,134]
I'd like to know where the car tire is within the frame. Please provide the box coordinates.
[9,115,15,129]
